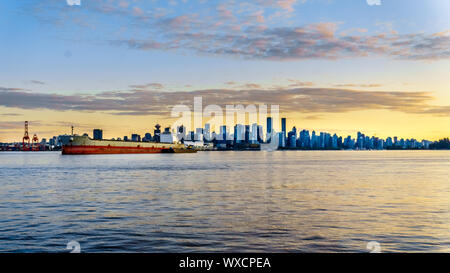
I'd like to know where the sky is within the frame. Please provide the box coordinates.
[0,0,449,142]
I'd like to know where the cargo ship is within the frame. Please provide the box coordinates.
[62,135,196,155]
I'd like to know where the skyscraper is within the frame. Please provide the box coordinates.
[131,134,141,142]
[195,128,203,141]
[234,124,244,143]
[154,124,161,142]
[204,123,211,141]
[266,117,272,142]
[250,123,258,144]
[281,118,286,142]
[245,125,250,143]
[220,125,227,142]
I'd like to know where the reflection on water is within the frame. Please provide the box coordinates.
[0,151,449,252]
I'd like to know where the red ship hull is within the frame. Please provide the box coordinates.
[62,135,196,154]
[62,145,169,155]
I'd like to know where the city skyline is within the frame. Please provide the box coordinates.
[1,0,450,142]
[3,118,447,152]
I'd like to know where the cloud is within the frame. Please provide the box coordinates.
[129,83,164,90]
[0,113,22,117]
[288,80,315,87]
[114,24,450,61]
[30,80,45,85]
[333,83,382,88]
[366,0,381,6]
[24,0,449,61]
[66,0,81,6]
[257,0,301,12]
[0,86,27,92]
[0,120,45,130]
[1,85,449,117]
[241,83,262,89]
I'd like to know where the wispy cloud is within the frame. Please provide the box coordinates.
[29,80,45,85]
[1,86,449,117]
[129,82,164,91]
[24,0,450,61]
[333,83,382,88]
[115,25,450,61]
[288,80,315,87]
[0,113,22,117]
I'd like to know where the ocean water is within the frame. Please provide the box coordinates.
[0,150,449,253]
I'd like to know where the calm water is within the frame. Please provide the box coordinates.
[0,151,449,253]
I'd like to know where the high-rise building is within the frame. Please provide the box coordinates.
[245,125,250,143]
[204,123,211,141]
[266,117,272,142]
[311,131,318,149]
[287,130,296,148]
[289,134,296,148]
[332,134,338,149]
[281,118,286,142]
[195,128,203,141]
[154,124,161,142]
[161,127,174,143]
[234,124,244,143]
[278,132,285,148]
[131,134,141,142]
[257,125,264,142]
[93,129,103,140]
[220,125,227,142]
[177,125,186,142]
[250,123,258,144]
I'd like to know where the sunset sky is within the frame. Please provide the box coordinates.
[1,0,449,142]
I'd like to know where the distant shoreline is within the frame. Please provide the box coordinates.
[1,149,449,153]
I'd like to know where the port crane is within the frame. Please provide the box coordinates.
[22,121,40,151]
[22,121,30,150]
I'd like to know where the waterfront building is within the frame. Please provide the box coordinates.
[278,132,286,148]
[195,128,203,141]
[177,125,186,142]
[235,124,245,143]
[245,125,250,143]
[204,124,211,141]
[250,123,258,144]
[220,125,227,142]
[288,131,296,148]
[266,117,272,142]
[93,129,103,140]
[143,133,152,142]
[257,125,264,142]
[131,134,141,142]
[161,127,175,143]
[154,124,161,142]
[332,134,338,149]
